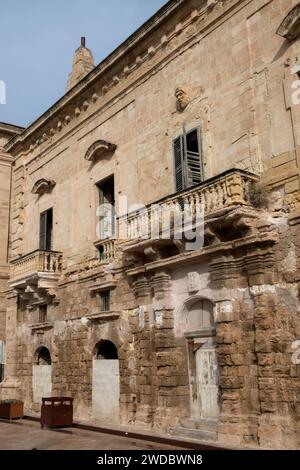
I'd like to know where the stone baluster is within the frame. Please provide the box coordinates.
[226,173,245,205]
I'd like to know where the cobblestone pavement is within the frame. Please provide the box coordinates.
[0,420,183,450]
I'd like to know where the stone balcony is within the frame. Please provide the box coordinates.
[94,238,117,264]
[118,168,260,256]
[9,250,63,298]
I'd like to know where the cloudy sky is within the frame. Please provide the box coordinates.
[0,0,167,127]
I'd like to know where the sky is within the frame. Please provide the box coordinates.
[0,0,167,127]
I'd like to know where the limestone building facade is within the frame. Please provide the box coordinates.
[0,0,300,449]
[0,123,23,380]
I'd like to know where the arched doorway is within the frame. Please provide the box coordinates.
[92,340,120,423]
[32,346,52,405]
[184,298,219,421]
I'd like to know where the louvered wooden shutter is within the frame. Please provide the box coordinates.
[184,128,203,187]
[173,136,185,192]
[45,209,53,250]
[39,212,47,250]
[98,187,105,240]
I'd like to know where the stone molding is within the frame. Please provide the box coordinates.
[277,4,300,41]
[5,0,242,157]
[31,178,56,195]
[84,140,117,162]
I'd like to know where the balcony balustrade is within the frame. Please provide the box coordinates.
[10,250,62,288]
[118,169,259,244]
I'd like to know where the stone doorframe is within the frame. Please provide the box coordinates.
[181,296,220,425]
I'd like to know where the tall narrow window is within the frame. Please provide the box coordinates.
[100,291,110,312]
[40,208,53,251]
[173,128,203,192]
[39,305,47,323]
[97,176,115,240]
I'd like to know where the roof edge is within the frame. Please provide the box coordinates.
[0,122,25,134]
[5,0,184,152]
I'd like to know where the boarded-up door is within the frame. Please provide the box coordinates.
[32,365,52,404]
[92,359,119,423]
[195,343,219,419]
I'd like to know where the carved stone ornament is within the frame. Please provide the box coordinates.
[175,86,190,111]
[85,140,117,162]
[31,178,56,196]
[277,4,300,41]
[187,272,200,293]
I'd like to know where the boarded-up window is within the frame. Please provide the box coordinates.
[173,128,203,192]
[40,208,53,251]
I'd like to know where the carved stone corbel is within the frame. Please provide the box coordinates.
[144,246,162,262]
[132,275,152,300]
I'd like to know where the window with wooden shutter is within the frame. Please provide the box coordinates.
[97,176,115,240]
[173,136,185,192]
[173,127,203,192]
[185,128,203,187]
[39,208,53,250]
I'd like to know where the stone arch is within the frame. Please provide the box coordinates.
[34,346,52,365]
[32,346,52,406]
[181,295,216,335]
[92,338,120,423]
[94,339,118,360]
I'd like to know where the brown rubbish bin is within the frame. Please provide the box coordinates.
[40,397,73,429]
[0,400,23,420]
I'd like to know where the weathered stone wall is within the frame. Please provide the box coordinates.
[0,150,12,343]
[1,0,300,450]
[8,0,300,263]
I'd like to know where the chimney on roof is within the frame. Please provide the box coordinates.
[67,37,94,91]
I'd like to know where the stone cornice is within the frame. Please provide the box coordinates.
[5,0,245,157]
[125,231,278,277]
[4,0,185,154]
[0,151,13,165]
[0,122,24,135]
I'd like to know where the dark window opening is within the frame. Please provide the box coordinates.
[100,291,110,312]
[173,127,203,192]
[97,176,115,240]
[39,305,47,323]
[95,340,118,360]
[40,208,53,251]
[37,347,51,365]
[98,245,105,262]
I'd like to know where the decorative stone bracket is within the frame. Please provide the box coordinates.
[15,283,60,309]
[31,178,56,196]
[84,140,117,162]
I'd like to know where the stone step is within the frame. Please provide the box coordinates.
[169,426,217,442]
[180,417,218,432]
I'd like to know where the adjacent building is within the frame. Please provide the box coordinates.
[0,0,300,449]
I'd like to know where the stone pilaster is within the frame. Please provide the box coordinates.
[0,290,21,399]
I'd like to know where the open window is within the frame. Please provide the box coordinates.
[40,208,53,251]
[38,305,47,323]
[96,176,115,241]
[173,127,203,192]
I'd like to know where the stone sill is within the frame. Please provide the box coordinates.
[86,311,120,322]
[89,281,117,293]
[28,322,54,331]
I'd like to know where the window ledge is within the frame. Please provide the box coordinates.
[28,322,54,331]
[86,311,120,322]
[89,281,117,293]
